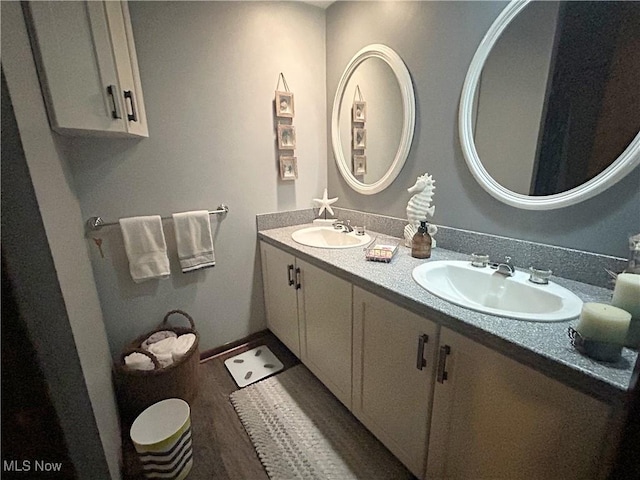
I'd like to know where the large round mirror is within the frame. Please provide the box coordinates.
[332,44,415,195]
[460,0,640,210]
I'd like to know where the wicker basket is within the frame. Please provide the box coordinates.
[114,310,200,420]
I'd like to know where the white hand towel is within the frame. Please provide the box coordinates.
[119,216,171,283]
[172,210,215,273]
[172,333,196,362]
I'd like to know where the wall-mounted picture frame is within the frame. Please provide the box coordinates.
[353,127,366,150]
[277,124,296,149]
[275,91,295,118]
[353,154,367,175]
[353,101,366,123]
[279,155,298,180]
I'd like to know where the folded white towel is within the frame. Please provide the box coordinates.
[172,210,215,273]
[172,333,196,362]
[119,216,171,283]
[124,352,155,371]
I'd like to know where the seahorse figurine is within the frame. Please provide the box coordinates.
[404,173,438,248]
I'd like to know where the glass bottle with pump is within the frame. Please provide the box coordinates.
[411,220,432,259]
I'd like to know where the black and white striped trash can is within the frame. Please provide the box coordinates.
[130,398,193,479]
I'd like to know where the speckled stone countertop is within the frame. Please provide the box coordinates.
[259,224,637,404]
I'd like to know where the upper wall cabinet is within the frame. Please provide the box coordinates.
[24,1,148,138]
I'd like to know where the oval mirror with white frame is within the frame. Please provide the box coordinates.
[332,44,415,195]
[459,0,640,210]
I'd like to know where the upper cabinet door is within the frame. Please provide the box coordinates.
[25,1,148,137]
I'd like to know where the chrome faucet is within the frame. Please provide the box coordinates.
[332,219,354,233]
[491,255,515,277]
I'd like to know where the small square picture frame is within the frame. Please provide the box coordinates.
[353,154,367,175]
[353,127,366,150]
[277,124,296,150]
[279,155,298,180]
[353,101,366,123]
[275,91,294,118]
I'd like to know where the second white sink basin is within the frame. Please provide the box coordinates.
[291,226,371,249]
[412,260,583,322]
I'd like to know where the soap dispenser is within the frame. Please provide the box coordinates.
[411,220,432,259]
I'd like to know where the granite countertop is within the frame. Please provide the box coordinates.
[259,223,637,404]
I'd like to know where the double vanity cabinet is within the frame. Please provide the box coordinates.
[260,232,620,480]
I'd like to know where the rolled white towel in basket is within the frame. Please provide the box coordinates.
[124,352,155,371]
[141,330,177,350]
[146,336,177,367]
[172,333,196,362]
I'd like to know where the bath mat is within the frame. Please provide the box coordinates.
[230,365,413,480]
[224,345,284,388]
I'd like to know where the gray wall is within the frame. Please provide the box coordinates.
[326,1,640,259]
[475,1,559,194]
[65,1,327,354]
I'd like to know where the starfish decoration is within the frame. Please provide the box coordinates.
[313,188,338,217]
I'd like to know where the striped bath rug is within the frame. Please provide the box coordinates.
[230,365,413,480]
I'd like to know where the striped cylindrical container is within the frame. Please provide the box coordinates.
[130,398,193,479]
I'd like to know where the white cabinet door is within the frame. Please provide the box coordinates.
[352,287,438,479]
[104,1,148,137]
[260,242,300,357]
[298,259,352,409]
[427,327,612,480]
[25,1,147,137]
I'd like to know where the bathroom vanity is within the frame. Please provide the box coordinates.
[258,219,635,480]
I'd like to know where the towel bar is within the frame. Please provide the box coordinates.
[86,204,229,231]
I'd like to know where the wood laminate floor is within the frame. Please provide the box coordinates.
[121,331,299,479]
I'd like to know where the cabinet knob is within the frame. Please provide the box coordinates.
[416,334,429,370]
[437,345,451,383]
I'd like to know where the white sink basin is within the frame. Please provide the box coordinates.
[291,226,371,249]
[412,260,583,322]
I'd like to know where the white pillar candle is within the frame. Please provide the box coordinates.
[576,303,631,344]
[611,273,640,319]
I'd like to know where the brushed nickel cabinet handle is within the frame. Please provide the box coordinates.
[416,334,429,370]
[124,90,138,122]
[107,85,121,119]
[287,264,294,286]
[437,345,451,383]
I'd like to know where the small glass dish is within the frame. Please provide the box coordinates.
[529,267,552,284]
[365,236,400,263]
[470,253,489,268]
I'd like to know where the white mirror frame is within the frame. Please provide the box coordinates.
[459,0,640,210]
[332,44,415,195]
